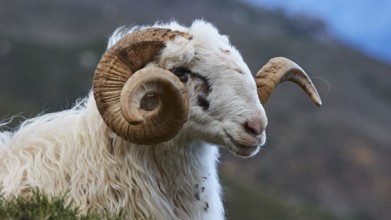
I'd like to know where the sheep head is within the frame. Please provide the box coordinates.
[93,21,321,157]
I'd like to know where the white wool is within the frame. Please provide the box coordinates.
[0,20,267,219]
[0,95,223,219]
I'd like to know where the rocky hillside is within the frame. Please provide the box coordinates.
[1,0,390,219]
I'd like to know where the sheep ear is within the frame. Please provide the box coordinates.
[255,57,322,107]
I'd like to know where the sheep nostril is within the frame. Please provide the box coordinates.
[244,119,265,136]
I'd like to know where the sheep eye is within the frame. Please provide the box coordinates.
[170,67,211,111]
[170,67,190,83]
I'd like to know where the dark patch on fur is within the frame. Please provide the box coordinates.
[197,94,210,111]
[201,187,205,193]
[194,184,200,201]
[204,202,209,212]
[190,72,211,94]
[194,192,200,201]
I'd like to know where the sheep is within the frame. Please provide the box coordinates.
[0,20,321,219]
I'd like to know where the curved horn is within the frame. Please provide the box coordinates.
[256,57,322,107]
[93,28,192,144]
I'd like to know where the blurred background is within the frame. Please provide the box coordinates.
[1,0,390,219]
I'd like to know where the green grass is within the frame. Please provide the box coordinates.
[0,183,350,220]
[0,189,120,220]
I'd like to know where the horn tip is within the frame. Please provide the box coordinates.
[312,96,322,107]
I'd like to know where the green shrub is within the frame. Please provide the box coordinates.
[0,189,120,220]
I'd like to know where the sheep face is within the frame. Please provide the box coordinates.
[180,59,267,158]
[156,21,267,157]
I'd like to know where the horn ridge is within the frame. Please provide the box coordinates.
[93,28,191,144]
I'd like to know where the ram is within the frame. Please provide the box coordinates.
[0,20,321,219]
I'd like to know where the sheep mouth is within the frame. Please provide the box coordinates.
[224,131,261,157]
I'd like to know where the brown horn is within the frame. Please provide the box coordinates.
[93,28,192,144]
[256,57,322,107]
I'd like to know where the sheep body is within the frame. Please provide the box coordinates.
[0,20,259,219]
[0,95,223,219]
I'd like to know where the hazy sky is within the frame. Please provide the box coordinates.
[245,0,391,64]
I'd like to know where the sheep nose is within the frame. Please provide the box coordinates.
[244,117,266,136]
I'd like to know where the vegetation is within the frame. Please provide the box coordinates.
[0,189,120,220]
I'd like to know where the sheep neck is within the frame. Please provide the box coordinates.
[109,137,222,219]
